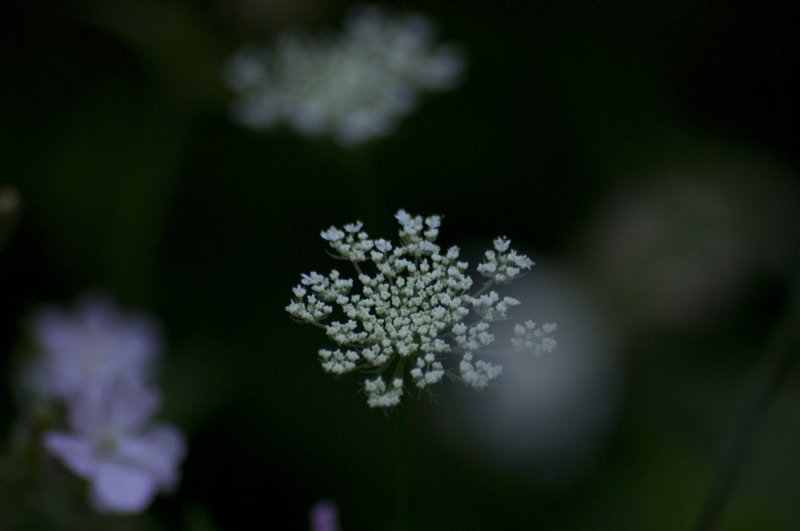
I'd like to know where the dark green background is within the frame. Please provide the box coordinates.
[2,0,799,529]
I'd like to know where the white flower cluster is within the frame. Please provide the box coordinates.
[223,4,466,146]
[511,321,559,356]
[477,237,534,283]
[25,294,186,514]
[287,210,557,408]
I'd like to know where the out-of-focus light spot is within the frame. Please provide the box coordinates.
[581,162,800,328]
[429,262,624,486]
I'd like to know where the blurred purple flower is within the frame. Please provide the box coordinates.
[44,377,186,514]
[26,294,161,400]
[310,500,341,531]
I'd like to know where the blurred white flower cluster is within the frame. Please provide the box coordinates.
[287,210,557,408]
[223,4,466,146]
[25,295,186,514]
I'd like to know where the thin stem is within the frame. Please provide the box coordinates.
[472,279,495,298]
[693,272,800,530]
[351,260,364,278]
[337,146,389,234]
[468,348,520,356]
[393,404,410,531]
[1,407,54,516]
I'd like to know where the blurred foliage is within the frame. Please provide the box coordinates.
[2,0,799,529]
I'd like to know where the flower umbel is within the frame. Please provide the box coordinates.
[287,210,557,408]
[223,4,465,146]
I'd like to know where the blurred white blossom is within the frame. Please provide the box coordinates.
[287,210,556,408]
[223,4,466,146]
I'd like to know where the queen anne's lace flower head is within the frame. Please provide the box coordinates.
[287,210,557,408]
[223,4,466,146]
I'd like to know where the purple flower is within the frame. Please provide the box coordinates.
[44,377,186,514]
[27,294,161,400]
[310,500,341,531]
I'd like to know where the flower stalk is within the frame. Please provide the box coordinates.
[693,271,800,530]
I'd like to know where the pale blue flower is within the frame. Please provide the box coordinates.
[26,294,161,400]
[44,377,185,514]
[310,500,341,531]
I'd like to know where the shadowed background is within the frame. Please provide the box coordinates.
[2,0,800,529]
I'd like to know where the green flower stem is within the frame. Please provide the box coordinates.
[693,272,800,530]
[0,186,21,250]
[339,147,390,234]
[1,409,52,518]
[394,404,410,531]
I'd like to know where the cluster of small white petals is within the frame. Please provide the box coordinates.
[223,5,466,147]
[287,210,556,408]
[511,321,559,355]
[452,321,495,352]
[365,377,404,408]
[321,222,376,262]
[318,348,361,375]
[409,353,445,388]
[459,353,503,389]
[467,291,521,321]
[477,237,535,284]
[285,270,356,322]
